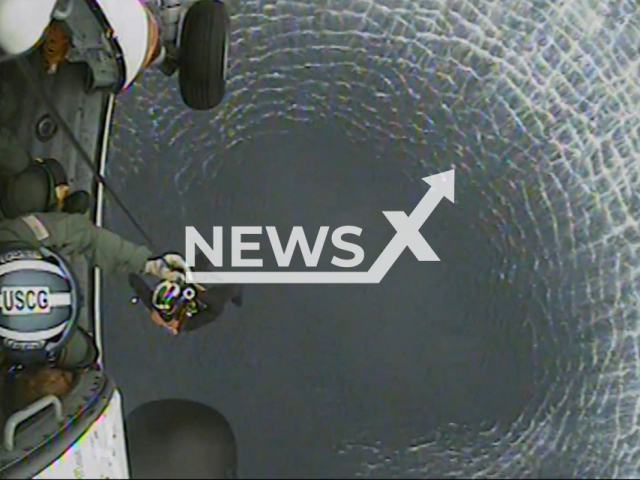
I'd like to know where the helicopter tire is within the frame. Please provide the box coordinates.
[178,0,229,111]
[126,399,238,478]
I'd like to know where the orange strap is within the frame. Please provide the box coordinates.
[42,21,70,73]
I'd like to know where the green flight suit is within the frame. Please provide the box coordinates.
[0,212,152,274]
[0,212,154,369]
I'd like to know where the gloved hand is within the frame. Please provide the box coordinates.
[144,253,189,282]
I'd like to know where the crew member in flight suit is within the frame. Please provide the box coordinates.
[0,211,189,368]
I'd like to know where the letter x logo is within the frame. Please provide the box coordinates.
[372,172,454,271]
[383,210,438,261]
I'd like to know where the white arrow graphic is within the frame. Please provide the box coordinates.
[188,169,455,284]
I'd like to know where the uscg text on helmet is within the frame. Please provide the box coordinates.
[2,338,46,351]
[0,250,42,264]
[1,286,51,315]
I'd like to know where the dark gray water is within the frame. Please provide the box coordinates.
[102,0,640,478]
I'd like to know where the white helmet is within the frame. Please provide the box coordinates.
[0,245,80,365]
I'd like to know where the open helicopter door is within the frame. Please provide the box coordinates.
[0,3,238,477]
[0,21,130,479]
